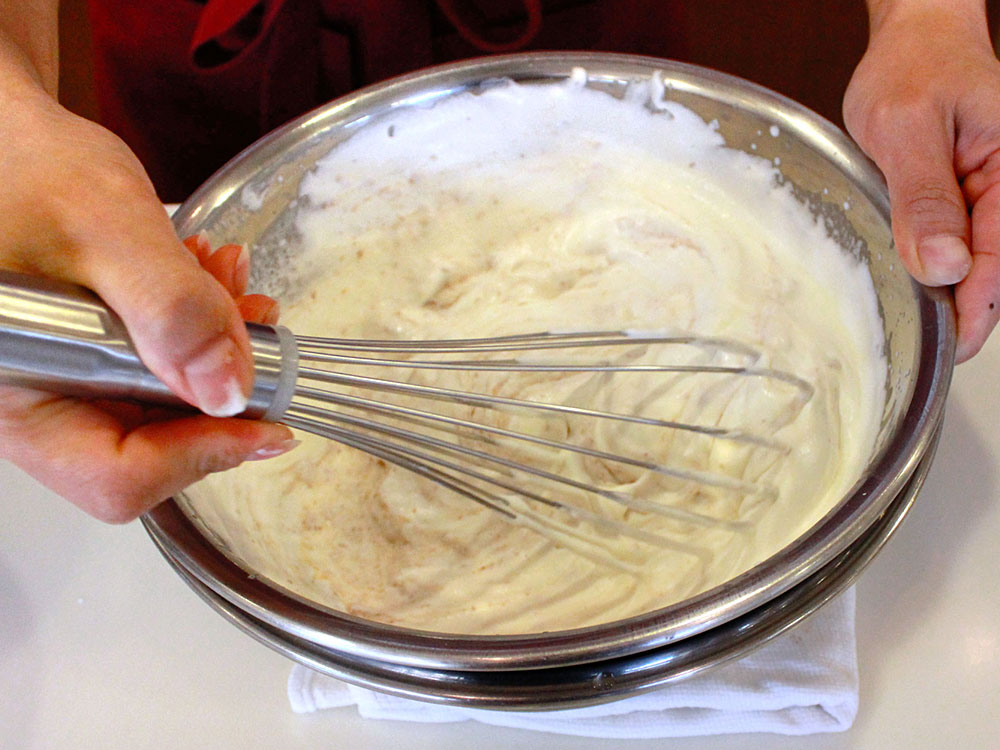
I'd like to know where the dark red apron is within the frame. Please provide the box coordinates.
[85,0,686,201]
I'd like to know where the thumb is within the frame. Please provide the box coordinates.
[70,201,254,417]
[869,114,972,287]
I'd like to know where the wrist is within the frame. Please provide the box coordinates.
[865,0,988,37]
[0,30,56,102]
[0,1,59,96]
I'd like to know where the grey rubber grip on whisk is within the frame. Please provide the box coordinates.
[0,269,299,421]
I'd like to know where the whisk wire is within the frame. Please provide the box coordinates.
[296,366,790,450]
[283,412,715,568]
[295,331,815,396]
[285,397,755,533]
[291,383,772,498]
[279,329,813,558]
[0,271,817,569]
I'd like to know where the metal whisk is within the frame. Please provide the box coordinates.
[0,270,814,567]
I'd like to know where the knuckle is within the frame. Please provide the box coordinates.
[879,94,932,130]
[195,450,245,478]
[93,159,150,198]
[140,285,234,360]
[45,161,156,242]
[902,182,967,220]
[73,122,150,189]
[61,131,149,197]
[847,93,937,159]
[862,96,903,134]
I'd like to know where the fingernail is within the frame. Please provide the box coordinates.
[231,244,250,294]
[918,236,972,286]
[247,438,300,461]
[182,233,215,264]
[192,232,213,261]
[235,244,249,272]
[215,243,249,288]
[183,336,249,417]
[262,299,280,326]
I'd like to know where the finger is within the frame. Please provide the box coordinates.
[1,387,297,523]
[201,243,249,298]
[63,190,255,418]
[183,236,250,297]
[237,294,280,325]
[869,111,973,286]
[955,183,1000,361]
[961,146,1000,205]
[185,237,268,321]
[182,233,213,265]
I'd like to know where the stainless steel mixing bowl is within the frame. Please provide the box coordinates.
[143,52,955,709]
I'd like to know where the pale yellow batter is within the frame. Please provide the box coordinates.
[184,73,886,635]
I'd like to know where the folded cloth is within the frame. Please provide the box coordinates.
[288,588,858,738]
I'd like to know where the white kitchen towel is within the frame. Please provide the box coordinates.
[288,588,857,738]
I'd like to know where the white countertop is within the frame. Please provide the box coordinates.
[3,334,999,749]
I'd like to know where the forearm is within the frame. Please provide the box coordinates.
[0,0,60,96]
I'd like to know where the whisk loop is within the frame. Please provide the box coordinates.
[283,330,814,562]
[0,269,815,567]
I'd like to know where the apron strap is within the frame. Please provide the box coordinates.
[191,0,291,66]
[433,0,543,53]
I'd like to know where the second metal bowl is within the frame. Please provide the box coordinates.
[143,52,954,707]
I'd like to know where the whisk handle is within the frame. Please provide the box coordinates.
[0,269,298,421]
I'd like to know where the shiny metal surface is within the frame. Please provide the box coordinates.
[0,269,298,420]
[146,426,938,709]
[0,264,810,556]
[143,53,955,700]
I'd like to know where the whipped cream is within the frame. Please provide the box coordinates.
[185,74,886,635]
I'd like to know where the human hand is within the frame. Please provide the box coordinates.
[0,59,295,522]
[844,0,1000,362]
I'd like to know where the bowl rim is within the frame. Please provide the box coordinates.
[145,423,938,707]
[150,51,956,671]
